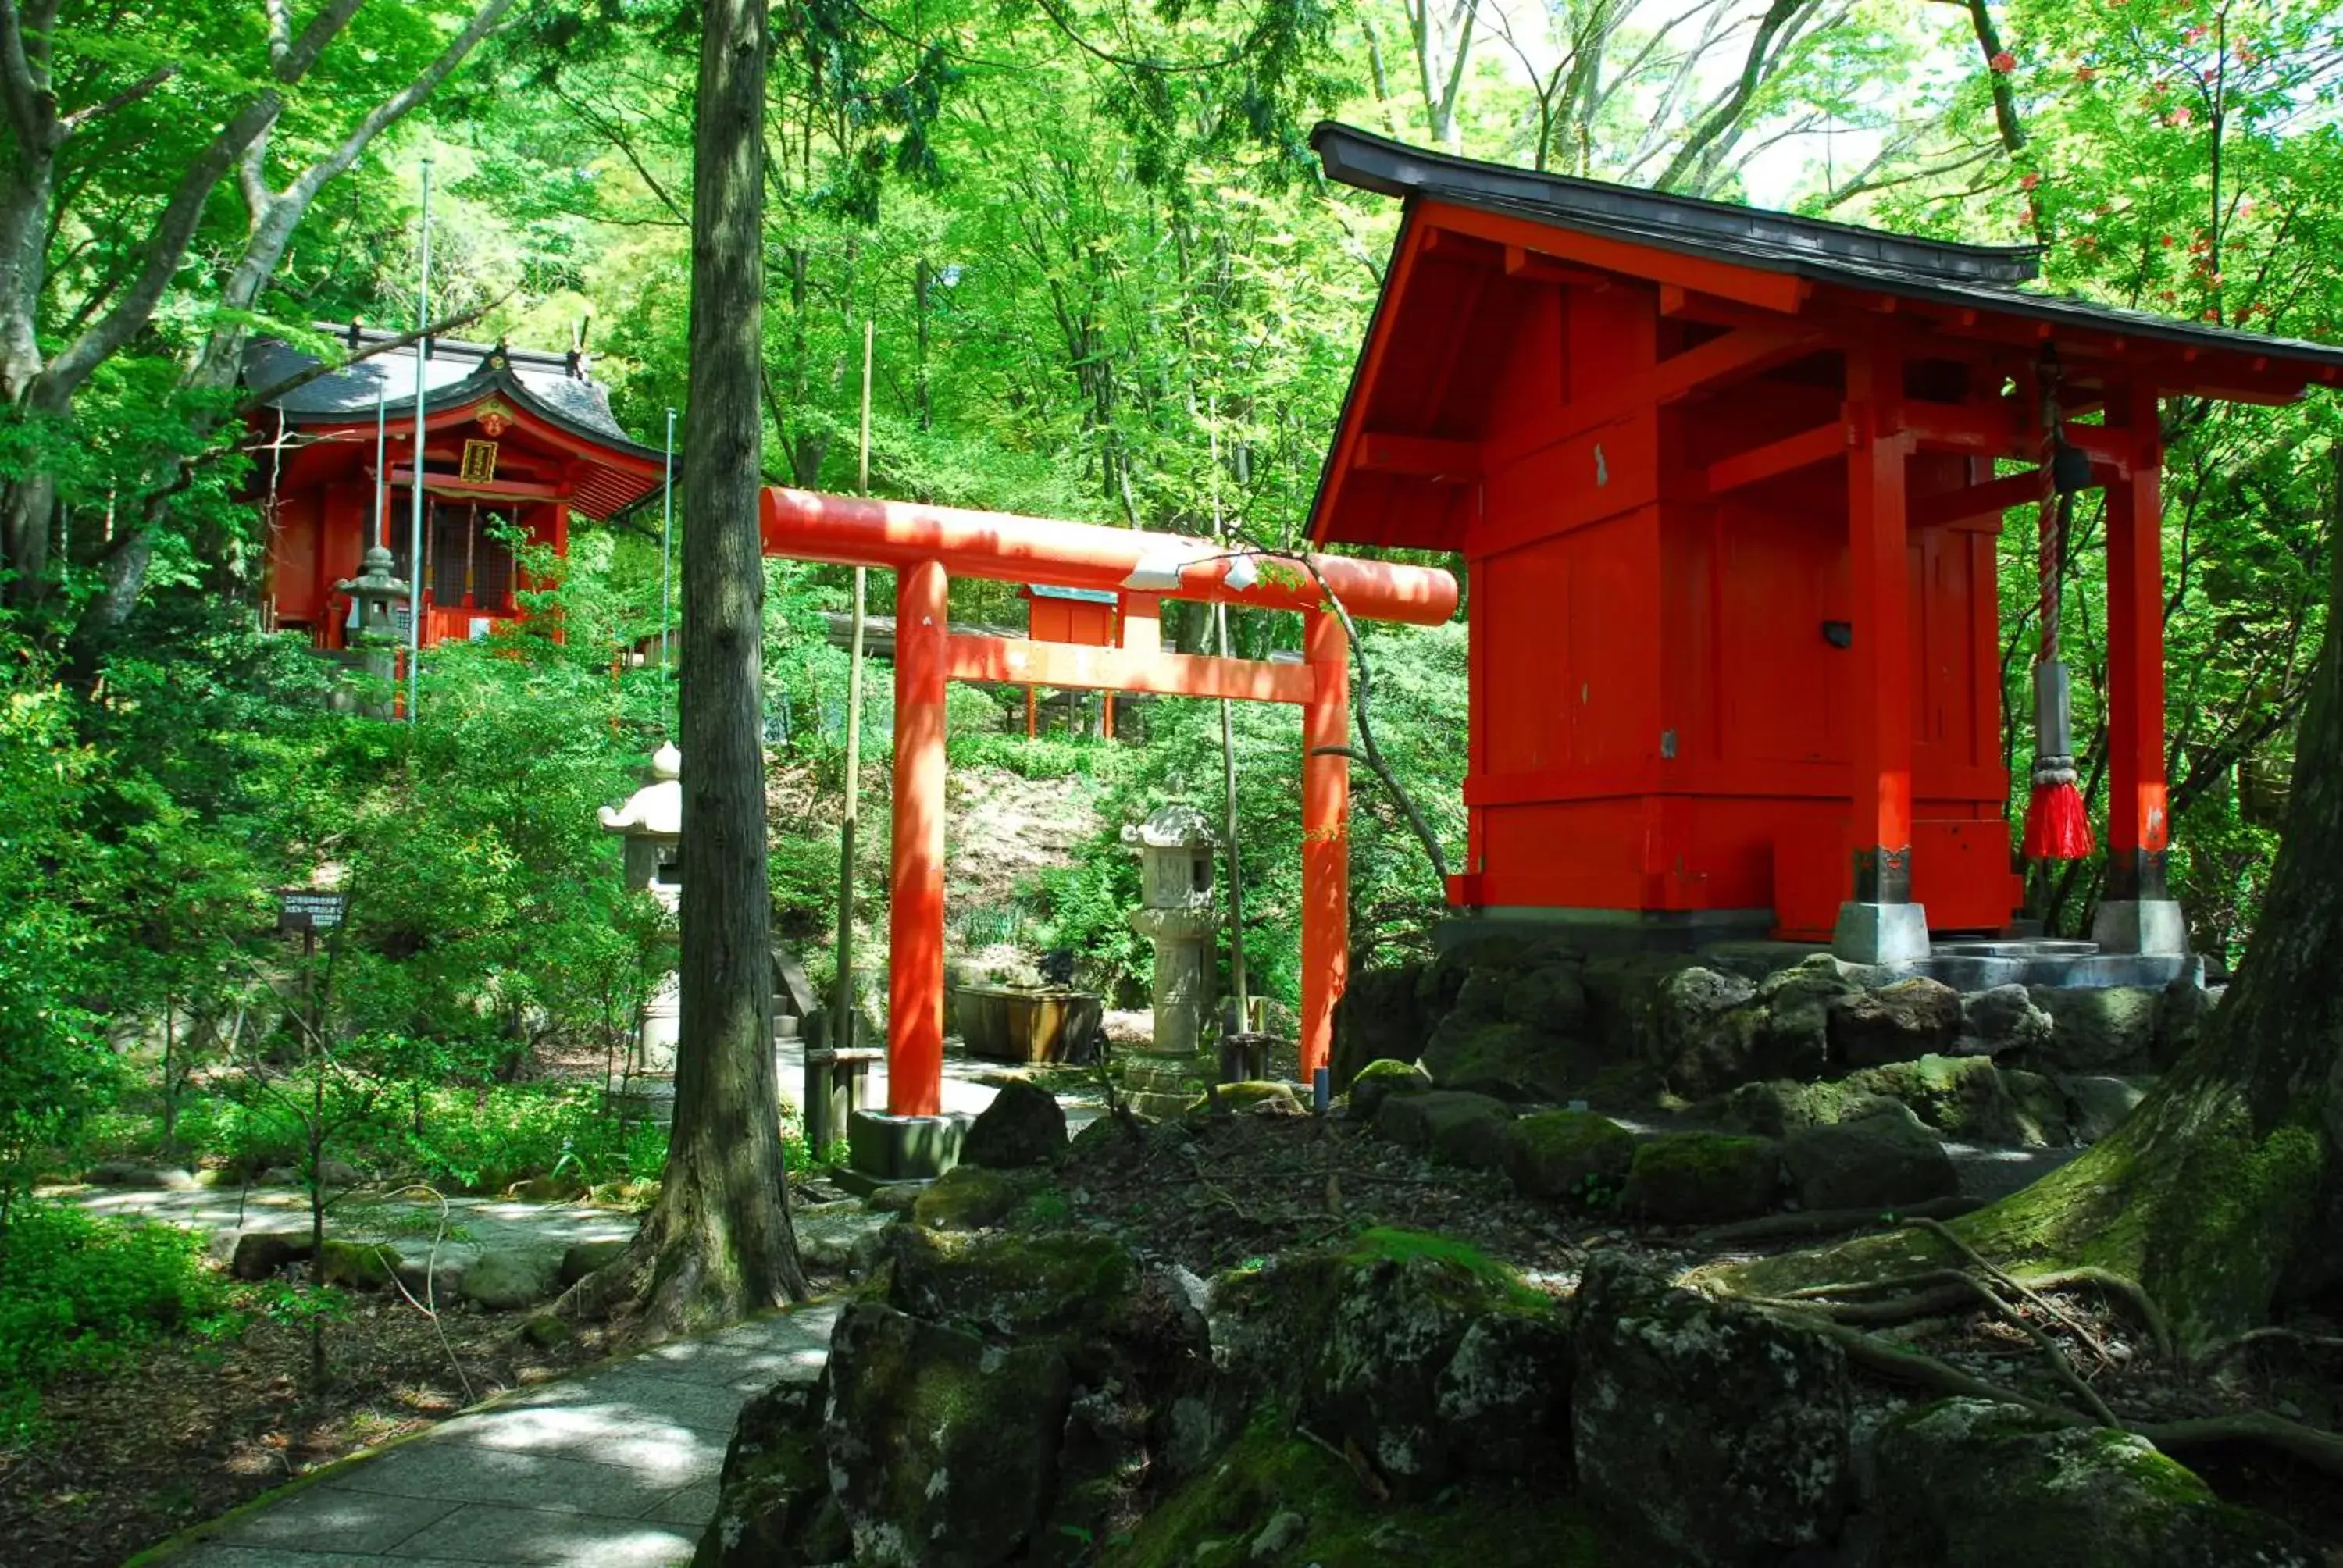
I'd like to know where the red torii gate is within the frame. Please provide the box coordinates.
[758,487,1459,1171]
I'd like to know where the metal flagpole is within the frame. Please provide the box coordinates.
[373,385,387,547]
[405,159,433,722]
[822,323,873,1146]
[659,408,676,671]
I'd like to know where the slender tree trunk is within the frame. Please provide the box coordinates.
[572,0,806,1337]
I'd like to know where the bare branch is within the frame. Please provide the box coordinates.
[274,0,366,84]
[35,89,282,404]
[1655,0,1819,192]
[57,60,174,134]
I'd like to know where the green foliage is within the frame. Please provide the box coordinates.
[0,1202,237,1445]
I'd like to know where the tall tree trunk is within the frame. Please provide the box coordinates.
[572,0,806,1338]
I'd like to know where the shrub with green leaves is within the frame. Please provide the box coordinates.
[0,1202,237,1443]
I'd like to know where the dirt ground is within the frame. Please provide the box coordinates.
[0,1291,613,1568]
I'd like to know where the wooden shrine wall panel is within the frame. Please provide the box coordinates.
[267,490,323,627]
[1474,509,1660,781]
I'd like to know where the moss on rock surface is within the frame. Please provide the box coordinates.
[911,1164,1035,1231]
[1504,1109,1633,1203]
[1346,1057,1430,1122]
[1104,1406,1604,1568]
[1857,1398,2319,1565]
[1621,1131,1779,1224]
[886,1223,1138,1343]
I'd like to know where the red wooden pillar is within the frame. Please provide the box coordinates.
[549,501,571,644]
[1300,608,1350,1082]
[1833,347,1928,963]
[888,558,949,1115]
[2094,384,2184,953]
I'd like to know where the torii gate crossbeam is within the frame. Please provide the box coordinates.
[758,487,1459,1178]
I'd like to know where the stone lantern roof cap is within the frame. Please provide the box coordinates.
[599,743,683,837]
[1122,802,1219,850]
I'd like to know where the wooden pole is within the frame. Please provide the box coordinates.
[831,322,872,1078]
[1211,404,1249,1026]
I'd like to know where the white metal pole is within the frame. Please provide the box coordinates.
[406,160,432,722]
[372,384,387,547]
[659,407,676,671]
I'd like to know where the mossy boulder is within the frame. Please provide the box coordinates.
[317,1238,400,1291]
[230,1230,314,1281]
[2026,984,2163,1074]
[1208,1230,1571,1498]
[1346,1057,1432,1123]
[460,1246,561,1310]
[1716,1078,1884,1138]
[1571,1253,1850,1564]
[1373,1089,1517,1167]
[1844,1053,2059,1146]
[694,1381,848,1568]
[1107,1403,1606,1568]
[1501,960,1588,1034]
[1332,962,1425,1092]
[1504,1110,1634,1204]
[911,1163,1033,1231]
[1781,1100,1957,1211]
[961,1078,1068,1167]
[822,1301,1075,1568]
[1620,1131,1779,1224]
[1649,966,1760,1096]
[1749,953,1865,1078]
[1958,982,2054,1056]
[558,1236,631,1286]
[1418,1016,1592,1101]
[884,1224,1139,1346]
[1826,976,1961,1067]
[1856,1399,2319,1566]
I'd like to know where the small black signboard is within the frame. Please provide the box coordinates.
[276,890,348,935]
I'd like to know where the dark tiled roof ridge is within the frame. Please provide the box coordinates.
[1310,121,2042,287]
[1311,122,2343,372]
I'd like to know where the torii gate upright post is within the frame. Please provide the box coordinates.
[757,486,1457,1181]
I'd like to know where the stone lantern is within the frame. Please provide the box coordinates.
[1119,803,1221,1117]
[599,742,683,1078]
[333,543,408,719]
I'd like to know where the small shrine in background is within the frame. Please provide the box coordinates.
[245,323,664,654]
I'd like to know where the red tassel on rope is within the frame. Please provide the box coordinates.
[2023,777,2095,861]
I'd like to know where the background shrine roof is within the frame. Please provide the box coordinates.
[1312,123,2343,371]
[244,324,662,460]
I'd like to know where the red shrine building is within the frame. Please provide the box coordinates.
[247,325,664,650]
[1304,124,2343,964]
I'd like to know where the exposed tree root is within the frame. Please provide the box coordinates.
[2021,1267,2177,1367]
[1692,1194,1981,1248]
[1897,1215,2112,1367]
[1757,1266,2117,1427]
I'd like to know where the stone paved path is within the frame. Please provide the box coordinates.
[147,1304,839,1568]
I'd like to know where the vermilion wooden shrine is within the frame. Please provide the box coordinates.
[1305,124,2343,964]
[248,325,664,649]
